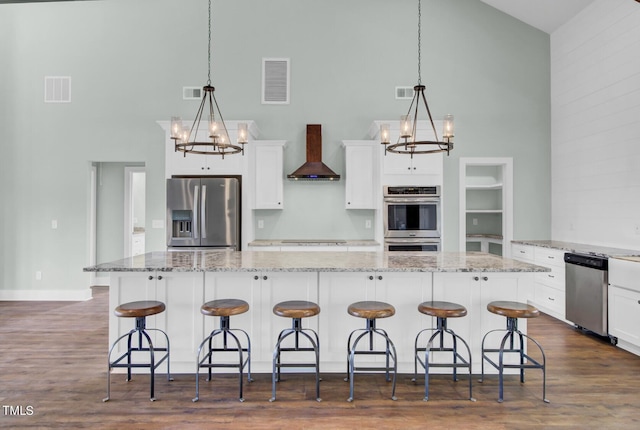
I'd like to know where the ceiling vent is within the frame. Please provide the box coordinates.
[44,76,71,103]
[262,58,290,104]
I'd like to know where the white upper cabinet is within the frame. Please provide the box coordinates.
[342,140,378,209]
[158,120,258,178]
[370,121,444,185]
[253,140,285,209]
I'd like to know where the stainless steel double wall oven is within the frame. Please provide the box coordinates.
[383,185,441,251]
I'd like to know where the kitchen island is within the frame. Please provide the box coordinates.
[85,250,548,374]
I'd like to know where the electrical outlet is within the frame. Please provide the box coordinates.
[35,271,42,281]
[472,218,478,226]
[51,219,58,229]
[258,220,264,229]
[365,219,372,229]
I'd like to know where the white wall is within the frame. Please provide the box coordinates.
[551,0,640,250]
[0,0,551,298]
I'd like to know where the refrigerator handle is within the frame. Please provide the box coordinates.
[201,185,207,239]
[193,185,199,239]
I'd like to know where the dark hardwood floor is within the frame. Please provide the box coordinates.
[1,286,639,429]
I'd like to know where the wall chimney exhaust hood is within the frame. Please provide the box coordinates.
[287,124,340,181]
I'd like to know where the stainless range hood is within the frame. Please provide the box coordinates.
[287,124,340,181]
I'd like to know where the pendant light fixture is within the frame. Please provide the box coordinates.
[170,0,246,159]
[381,0,454,158]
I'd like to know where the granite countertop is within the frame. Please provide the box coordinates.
[511,240,640,258]
[249,239,379,247]
[84,250,549,273]
[612,256,640,263]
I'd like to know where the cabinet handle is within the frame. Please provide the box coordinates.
[407,167,411,170]
[548,274,555,279]
[369,275,374,280]
[254,275,259,280]
[278,202,281,205]
[148,275,154,280]
[519,250,525,254]
[548,256,555,260]
[157,275,163,280]
[637,300,640,305]
[347,202,351,205]
[548,297,555,301]
[263,275,268,280]
[482,276,488,281]
[473,276,479,281]
[413,167,416,170]
[378,275,383,280]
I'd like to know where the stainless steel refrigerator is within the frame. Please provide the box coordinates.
[166,177,240,249]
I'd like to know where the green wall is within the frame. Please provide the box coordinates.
[0,0,550,296]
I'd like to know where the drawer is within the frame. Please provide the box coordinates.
[512,244,534,262]
[534,247,566,268]
[535,284,565,316]
[535,265,565,290]
[610,258,640,293]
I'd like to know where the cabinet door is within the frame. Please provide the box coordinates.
[609,286,640,347]
[203,272,263,360]
[109,272,159,351]
[154,272,205,365]
[373,272,432,372]
[345,144,375,209]
[318,272,376,370]
[383,151,414,175]
[254,143,284,209]
[261,272,319,359]
[432,273,478,353]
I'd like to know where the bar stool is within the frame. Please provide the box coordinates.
[104,300,171,402]
[346,301,397,402]
[480,301,548,403]
[413,301,474,401]
[193,299,252,403]
[269,300,321,402]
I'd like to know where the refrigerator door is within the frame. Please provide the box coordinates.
[200,177,239,249]
[166,178,201,247]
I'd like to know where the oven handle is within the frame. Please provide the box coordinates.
[384,238,441,244]
[383,197,440,203]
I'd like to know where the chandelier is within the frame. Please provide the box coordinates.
[381,0,454,158]
[170,0,247,158]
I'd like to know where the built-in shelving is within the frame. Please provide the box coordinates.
[459,159,512,257]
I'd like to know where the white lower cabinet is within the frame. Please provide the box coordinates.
[432,272,534,373]
[318,271,432,373]
[608,286,640,349]
[511,244,567,321]
[109,272,205,368]
[609,258,640,355]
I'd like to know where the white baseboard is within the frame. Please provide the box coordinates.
[0,288,93,301]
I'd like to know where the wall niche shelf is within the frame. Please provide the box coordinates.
[459,158,512,257]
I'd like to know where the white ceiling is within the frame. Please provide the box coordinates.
[479,0,597,33]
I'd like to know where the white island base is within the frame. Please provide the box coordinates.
[106,256,538,375]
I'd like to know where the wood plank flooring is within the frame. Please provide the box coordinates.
[1,286,640,429]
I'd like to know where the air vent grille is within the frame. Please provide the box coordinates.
[262,58,290,104]
[395,86,414,100]
[44,76,71,103]
[183,87,202,100]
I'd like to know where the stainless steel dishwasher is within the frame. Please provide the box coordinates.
[564,253,613,342]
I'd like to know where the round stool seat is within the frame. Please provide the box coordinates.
[201,299,249,317]
[487,301,540,319]
[114,301,165,318]
[418,301,467,319]
[348,301,395,319]
[273,301,320,319]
